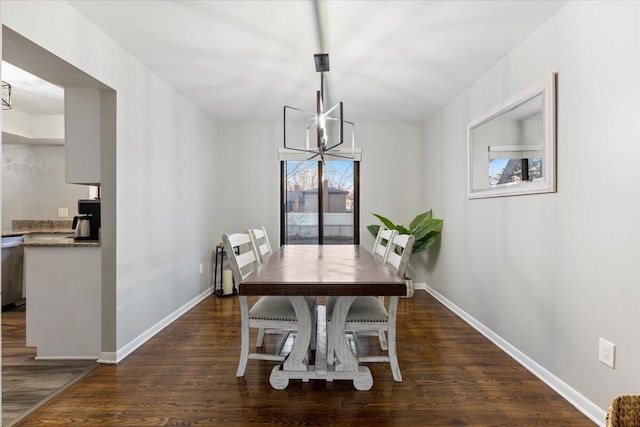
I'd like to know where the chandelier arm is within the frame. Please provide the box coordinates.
[340,101,343,151]
[323,103,340,116]
[283,105,287,148]
[317,91,324,151]
[285,147,322,154]
[2,81,12,110]
[285,104,317,150]
[322,102,344,152]
[324,143,343,152]
[284,105,317,116]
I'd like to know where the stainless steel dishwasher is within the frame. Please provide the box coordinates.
[2,235,25,308]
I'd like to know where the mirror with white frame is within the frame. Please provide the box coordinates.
[468,74,556,198]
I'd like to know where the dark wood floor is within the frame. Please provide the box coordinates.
[15,292,593,426]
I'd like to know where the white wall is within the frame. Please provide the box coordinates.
[2,143,88,229]
[358,123,425,247]
[1,1,218,358]
[3,111,64,141]
[216,123,281,243]
[422,0,640,416]
[216,122,424,248]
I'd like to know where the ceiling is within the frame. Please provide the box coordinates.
[2,61,64,115]
[7,1,566,123]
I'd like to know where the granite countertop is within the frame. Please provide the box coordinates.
[2,219,100,247]
[3,219,74,237]
[22,236,101,248]
[2,229,73,237]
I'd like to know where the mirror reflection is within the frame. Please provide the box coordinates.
[468,75,555,198]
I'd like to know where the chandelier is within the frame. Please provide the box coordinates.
[2,81,11,110]
[283,54,355,165]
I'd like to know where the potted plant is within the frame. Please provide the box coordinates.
[367,210,443,297]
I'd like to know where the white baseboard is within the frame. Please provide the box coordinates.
[97,352,117,364]
[97,287,213,365]
[417,283,606,426]
[35,356,98,361]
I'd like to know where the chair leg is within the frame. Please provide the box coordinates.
[256,328,265,347]
[388,331,402,382]
[236,323,250,377]
[236,296,251,377]
[326,320,334,365]
[387,297,402,382]
[310,303,317,351]
[377,329,388,350]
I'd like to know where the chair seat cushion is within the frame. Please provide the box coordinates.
[249,296,315,321]
[326,296,389,323]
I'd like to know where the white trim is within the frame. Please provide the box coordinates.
[98,287,213,364]
[278,147,362,161]
[97,352,117,364]
[35,356,99,361]
[488,144,543,160]
[489,144,542,153]
[415,283,605,426]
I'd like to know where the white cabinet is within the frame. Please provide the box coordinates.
[65,87,101,185]
[25,246,101,359]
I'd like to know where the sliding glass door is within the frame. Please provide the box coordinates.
[281,160,359,245]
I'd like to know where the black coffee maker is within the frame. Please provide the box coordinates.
[77,199,101,240]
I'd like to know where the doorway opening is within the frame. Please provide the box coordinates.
[1,24,116,424]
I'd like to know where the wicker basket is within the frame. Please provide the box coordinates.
[607,395,640,427]
[402,278,414,299]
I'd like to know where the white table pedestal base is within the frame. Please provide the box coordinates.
[269,301,373,390]
[269,365,373,391]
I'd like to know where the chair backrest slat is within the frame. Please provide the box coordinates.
[222,232,258,284]
[372,227,397,264]
[248,226,272,264]
[385,233,415,278]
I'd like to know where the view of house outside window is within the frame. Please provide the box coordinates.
[283,160,356,244]
[489,157,542,186]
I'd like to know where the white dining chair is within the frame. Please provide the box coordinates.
[248,226,272,264]
[222,232,316,377]
[248,226,279,347]
[326,232,415,382]
[372,227,397,265]
[370,226,397,349]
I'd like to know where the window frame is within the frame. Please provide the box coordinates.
[280,159,360,246]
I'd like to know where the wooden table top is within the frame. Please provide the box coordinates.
[240,245,406,296]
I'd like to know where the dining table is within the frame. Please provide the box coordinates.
[239,244,405,390]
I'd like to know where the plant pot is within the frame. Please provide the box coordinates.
[402,277,414,299]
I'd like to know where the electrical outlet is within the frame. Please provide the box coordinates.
[58,207,69,218]
[599,338,615,368]
[199,263,203,275]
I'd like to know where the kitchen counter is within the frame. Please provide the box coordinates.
[2,220,100,247]
[24,244,101,359]
[2,229,73,237]
[22,235,100,248]
[3,219,75,237]
[10,219,101,359]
